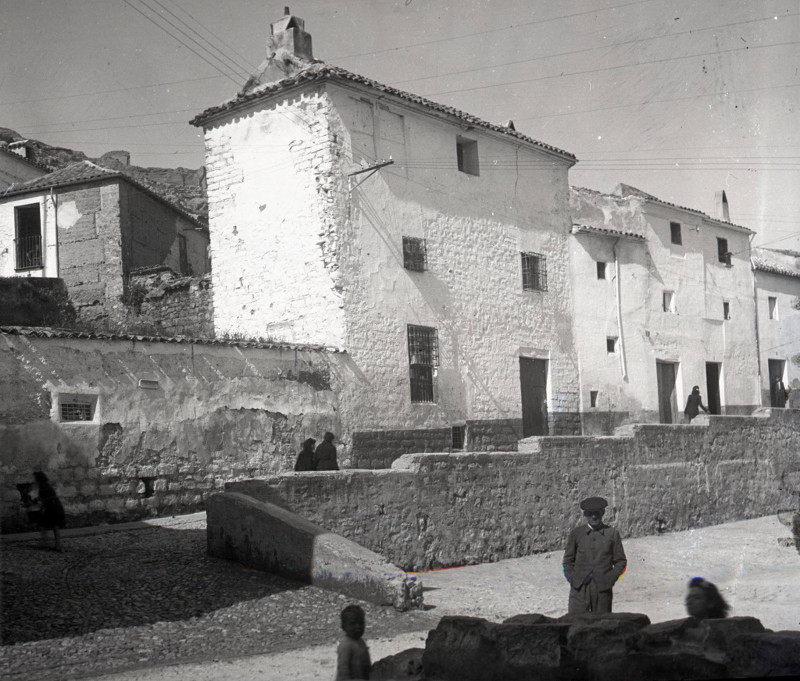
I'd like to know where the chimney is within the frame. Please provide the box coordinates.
[714,190,730,222]
[268,7,313,61]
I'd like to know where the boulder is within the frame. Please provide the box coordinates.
[727,631,800,678]
[206,492,423,611]
[371,648,424,680]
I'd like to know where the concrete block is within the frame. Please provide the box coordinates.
[206,492,423,611]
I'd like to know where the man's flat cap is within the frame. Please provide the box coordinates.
[580,497,608,512]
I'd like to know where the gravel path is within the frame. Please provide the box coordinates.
[0,515,438,681]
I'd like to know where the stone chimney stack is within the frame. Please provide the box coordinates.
[714,190,730,222]
[268,7,313,61]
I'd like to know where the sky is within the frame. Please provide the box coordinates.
[1,0,798,250]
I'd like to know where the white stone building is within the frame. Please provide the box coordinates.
[192,10,581,464]
[751,247,800,407]
[569,185,761,433]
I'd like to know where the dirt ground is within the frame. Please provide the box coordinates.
[84,514,799,681]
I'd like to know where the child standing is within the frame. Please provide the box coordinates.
[335,604,371,680]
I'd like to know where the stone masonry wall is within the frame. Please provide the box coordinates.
[228,409,800,570]
[0,331,340,532]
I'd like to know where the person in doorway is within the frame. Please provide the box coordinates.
[314,431,339,471]
[335,604,371,680]
[684,385,708,423]
[562,496,627,615]
[685,577,729,620]
[294,438,316,472]
[772,375,787,408]
[33,471,65,551]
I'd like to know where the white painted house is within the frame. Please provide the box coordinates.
[751,247,800,407]
[569,185,760,433]
[192,10,581,464]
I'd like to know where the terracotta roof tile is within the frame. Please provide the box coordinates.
[191,62,576,161]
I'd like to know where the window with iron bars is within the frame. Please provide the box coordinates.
[521,252,547,291]
[14,203,43,270]
[61,401,94,422]
[407,324,439,403]
[402,236,427,272]
[451,425,465,450]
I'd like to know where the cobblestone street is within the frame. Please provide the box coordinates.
[0,514,437,681]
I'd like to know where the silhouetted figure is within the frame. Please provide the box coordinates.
[33,472,65,551]
[314,431,339,471]
[772,376,787,408]
[335,604,371,680]
[295,438,316,472]
[685,577,729,620]
[563,496,627,614]
[684,385,708,423]
[788,379,800,409]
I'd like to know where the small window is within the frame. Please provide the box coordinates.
[723,301,730,320]
[717,237,731,266]
[670,221,682,245]
[58,394,98,422]
[456,136,479,176]
[768,296,778,320]
[407,324,439,403]
[590,390,599,408]
[451,425,465,450]
[402,237,427,272]
[14,203,43,270]
[606,337,617,353]
[596,261,606,280]
[178,233,190,275]
[521,252,547,291]
[663,290,676,313]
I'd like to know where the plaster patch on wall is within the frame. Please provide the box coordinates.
[56,201,81,230]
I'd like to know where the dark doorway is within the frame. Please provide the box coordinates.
[520,357,548,437]
[768,359,786,407]
[705,362,722,415]
[656,361,679,424]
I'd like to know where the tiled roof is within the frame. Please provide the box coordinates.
[751,250,800,279]
[571,224,645,241]
[191,61,576,162]
[615,183,754,234]
[0,325,344,353]
[0,161,207,228]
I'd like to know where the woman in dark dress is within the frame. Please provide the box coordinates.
[34,471,65,551]
[295,438,316,472]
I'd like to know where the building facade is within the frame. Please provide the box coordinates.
[0,161,210,330]
[752,247,800,407]
[569,185,760,433]
[192,11,582,464]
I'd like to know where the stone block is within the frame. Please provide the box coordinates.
[88,499,106,511]
[371,648,423,680]
[206,492,422,611]
[633,617,700,651]
[727,631,800,678]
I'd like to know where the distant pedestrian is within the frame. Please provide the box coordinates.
[295,438,316,472]
[33,471,65,551]
[562,496,627,615]
[685,577,729,620]
[684,385,708,423]
[335,604,371,680]
[314,431,339,471]
[788,379,800,409]
[772,375,787,408]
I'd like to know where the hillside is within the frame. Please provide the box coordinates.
[0,127,207,221]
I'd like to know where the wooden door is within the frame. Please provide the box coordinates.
[520,357,548,437]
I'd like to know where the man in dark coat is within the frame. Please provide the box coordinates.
[295,438,316,472]
[684,385,708,423]
[562,496,627,614]
[314,431,339,471]
[772,376,787,408]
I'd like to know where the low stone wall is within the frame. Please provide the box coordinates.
[228,409,800,570]
[404,613,800,681]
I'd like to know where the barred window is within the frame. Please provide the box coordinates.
[14,204,43,270]
[451,425,465,450]
[61,401,93,422]
[521,252,547,291]
[407,324,438,403]
[402,237,427,272]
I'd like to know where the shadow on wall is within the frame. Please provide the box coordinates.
[1,526,306,645]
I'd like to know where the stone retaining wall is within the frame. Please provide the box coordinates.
[228,409,800,570]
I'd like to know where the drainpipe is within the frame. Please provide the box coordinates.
[613,239,628,380]
[50,187,59,277]
[749,232,763,405]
